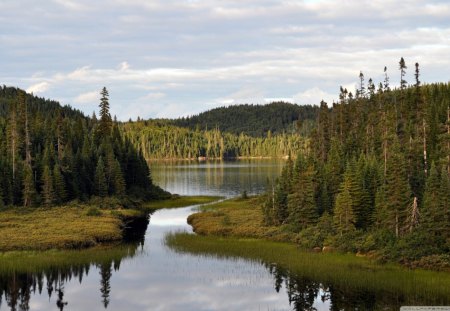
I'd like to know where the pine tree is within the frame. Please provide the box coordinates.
[273,158,293,224]
[95,157,108,197]
[41,165,55,206]
[287,156,317,230]
[399,57,407,90]
[333,178,356,235]
[422,163,446,239]
[112,159,126,196]
[98,87,112,137]
[53,164,67,204]
[22,164,35,207]
[382,139,412,237]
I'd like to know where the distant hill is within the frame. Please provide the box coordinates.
[172,102,319,137]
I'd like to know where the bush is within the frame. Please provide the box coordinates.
[86,207,102,216]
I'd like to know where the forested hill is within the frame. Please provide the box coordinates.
[172,102,319,137]
[0,86,165,208]
[264,61,449,268]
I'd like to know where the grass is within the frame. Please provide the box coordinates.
[0,243,141,275]
[173,195,450,305]
[0,205,144,251]
[141,195,222,211]
[187,196,296,241]
[166,233,450,306]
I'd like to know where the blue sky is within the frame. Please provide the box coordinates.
[1,0,449,120]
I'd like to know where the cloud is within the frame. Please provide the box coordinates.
[293,87,336,106]
[26,82,50,94]
[1,0,449,120]
[73,90,99,104]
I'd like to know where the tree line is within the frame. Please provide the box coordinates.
[0,86,164,208]
[264,59,450,266]
[122,120,308,160]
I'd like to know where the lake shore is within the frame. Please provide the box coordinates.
[0,195,220,252]
[186,196,450,271]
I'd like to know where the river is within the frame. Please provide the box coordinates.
[0,159,446,310]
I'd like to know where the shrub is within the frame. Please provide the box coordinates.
[86,207,102,216]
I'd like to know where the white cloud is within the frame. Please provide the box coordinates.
[26,82,50,94]
[293,87,336,106]
[73,90,99,104]
[1,0,449,120]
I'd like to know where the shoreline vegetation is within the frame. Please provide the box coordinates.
[186,196,450,271]
[0,195,220,252]
[168,196,450,305]
[147,155,290,161]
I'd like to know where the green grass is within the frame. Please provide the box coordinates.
[0,205,144,251]
[188,196,296,241]
[142,195,222,211]
[166,233,450,306]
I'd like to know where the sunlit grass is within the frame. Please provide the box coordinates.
[166,232,450,306]
[0,206,141,251]
[188,196,296,241]
[142,195,222,211]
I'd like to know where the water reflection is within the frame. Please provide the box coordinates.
[150,159,285,197]
[0,160,436,310]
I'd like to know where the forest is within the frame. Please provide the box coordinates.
[0,86,165,208]
[263,60,450,267]
[171,102,318,137]
[122,120,308,160]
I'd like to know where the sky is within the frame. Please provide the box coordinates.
[1,0,449,120]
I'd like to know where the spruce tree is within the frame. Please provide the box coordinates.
[41,165,55,206]
[333,178,356,236]
[95,157,108,197]
[53,164,67,204]
[422,163,446,240]
[22,164,35,207]
[98,87,112,137]
[287,156,317,230]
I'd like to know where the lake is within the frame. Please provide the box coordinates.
[0,159,447,310]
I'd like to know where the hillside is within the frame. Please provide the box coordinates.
[171,102,318,137]
[264,68,450,268]
[0,86,165,207]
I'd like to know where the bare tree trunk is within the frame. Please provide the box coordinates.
[423,119,428,176]
[25,101,32,167]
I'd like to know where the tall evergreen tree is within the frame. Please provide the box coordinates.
[41,165,55,206]
[94,157,108,197]
[22,164,35,207]
[98,87,112,137]
[287,156,317,230]
[333,178,356,236]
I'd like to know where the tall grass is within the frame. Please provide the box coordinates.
[166,233,450,306]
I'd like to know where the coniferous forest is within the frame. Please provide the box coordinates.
[264,60,450,267]
[0,86,165,208]
[122,120,308,160]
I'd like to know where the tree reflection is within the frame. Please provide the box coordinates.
[0,216,148,311]
[265,262,407,310]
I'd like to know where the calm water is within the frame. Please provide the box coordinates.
[2,159,313,311]
[0,160,436,310]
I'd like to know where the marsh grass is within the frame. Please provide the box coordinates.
[142,195,222,211]
[166,233,450,306]
[0,206,142,251]
[188,196,296,241]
